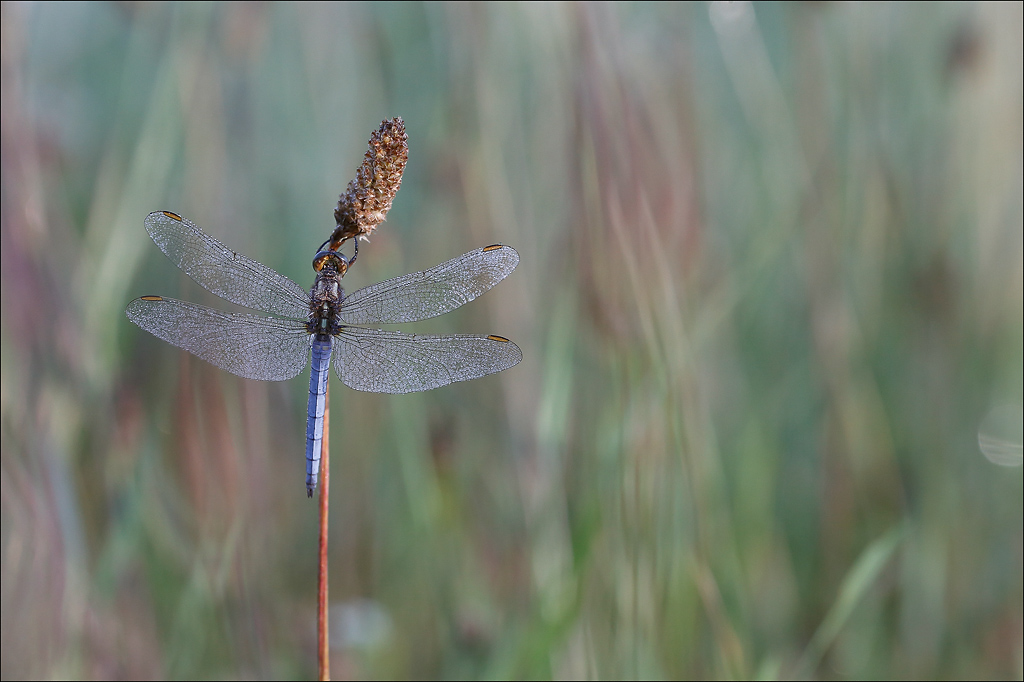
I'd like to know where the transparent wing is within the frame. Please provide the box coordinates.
[339,244,519,324]
[126,296,310,381]
[332,326,522,394]
[145,211,310,318]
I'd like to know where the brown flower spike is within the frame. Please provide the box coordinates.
[330,117,408,249]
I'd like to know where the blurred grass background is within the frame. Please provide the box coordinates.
[2,2,1022,679]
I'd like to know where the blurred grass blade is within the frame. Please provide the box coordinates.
[797,522,907,675]
[754,655,782,681]
[978,404,1024,466]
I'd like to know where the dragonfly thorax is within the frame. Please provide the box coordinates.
[307,264,345,337]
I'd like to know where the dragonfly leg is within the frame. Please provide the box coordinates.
[347,237,358,268]
[315,237,357,271]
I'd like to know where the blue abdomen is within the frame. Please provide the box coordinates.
[305,337,332,496]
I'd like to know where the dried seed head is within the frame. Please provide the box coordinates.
[331,117,408,248]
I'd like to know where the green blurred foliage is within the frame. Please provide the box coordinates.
[2,2,1021,679]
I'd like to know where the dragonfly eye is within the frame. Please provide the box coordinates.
[312,250,347,275]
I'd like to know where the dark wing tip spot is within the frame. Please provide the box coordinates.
[140,295,163,301]
[487,334,510,342]
[482,244,505,252]
[161,211,183,221]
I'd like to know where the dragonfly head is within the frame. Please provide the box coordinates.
[312,249,349,277]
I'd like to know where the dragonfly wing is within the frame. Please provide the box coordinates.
[331,326,522,394]
[126,296,310,381]
[339,245,519,324]
[145,211,309,318]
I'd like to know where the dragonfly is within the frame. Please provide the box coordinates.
[126,211,521,496]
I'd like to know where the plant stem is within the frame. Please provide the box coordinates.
[317,382,330,681]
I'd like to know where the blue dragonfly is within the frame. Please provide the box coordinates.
[126,211,521,496]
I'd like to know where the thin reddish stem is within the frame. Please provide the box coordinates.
[317,382,330,681]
